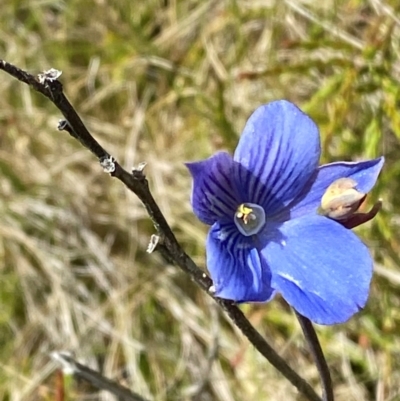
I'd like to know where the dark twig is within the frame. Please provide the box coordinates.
[0,60,322,401]
[296,312,334,401]
[51,352,149,401]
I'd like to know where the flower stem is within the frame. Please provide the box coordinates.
[295,312,334,401]
[221,302,322,401]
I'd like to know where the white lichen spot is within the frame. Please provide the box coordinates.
[146,234,160,253]
[38,68,62,84]
[132,162,147,173]
[100,156,116,173]
[50,351,76,375]
[209,285,216,294]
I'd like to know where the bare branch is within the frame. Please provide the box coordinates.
[0,59,322,401]
[51,352,149,401]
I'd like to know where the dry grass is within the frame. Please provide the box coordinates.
[1,0,400,400]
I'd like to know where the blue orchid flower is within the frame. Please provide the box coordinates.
[186,100,384,325]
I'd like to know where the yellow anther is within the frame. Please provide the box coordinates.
[234,202,266,236]
[236,204,254,224]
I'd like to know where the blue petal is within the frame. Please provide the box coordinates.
[234,100,321,215]
[207,222,275,302]
[260,215,372,324]
[290,157,384,219]
[186,152,241,225]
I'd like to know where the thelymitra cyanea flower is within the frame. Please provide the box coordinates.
[187,100,383,325]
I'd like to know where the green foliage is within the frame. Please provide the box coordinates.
[1,0,400,400]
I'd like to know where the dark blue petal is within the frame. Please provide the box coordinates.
[260,215,372,325]
[234,100,320,215]
[290,157,384,219]
[186,152,241,225]
[207,222,275,302]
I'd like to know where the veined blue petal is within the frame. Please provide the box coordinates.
[186,152,241,225]
[234,100,320,215]
[290,157,384,219]
[207,222,275,302]
[260,215,372,325]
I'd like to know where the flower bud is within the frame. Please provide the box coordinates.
[319,177,366,220]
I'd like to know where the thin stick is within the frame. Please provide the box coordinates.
[0,60,322,401]
[296,312,334,401]
[51,352,148,401]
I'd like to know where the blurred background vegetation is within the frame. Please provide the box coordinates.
[0,0,399,400]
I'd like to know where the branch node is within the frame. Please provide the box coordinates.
[132,162,147,181]
[51,351,76,375]
[147,234,160,253]
[132,162,147,179]
[58,119,71,132]
[38,68,62,84]
[100,156,116,173]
